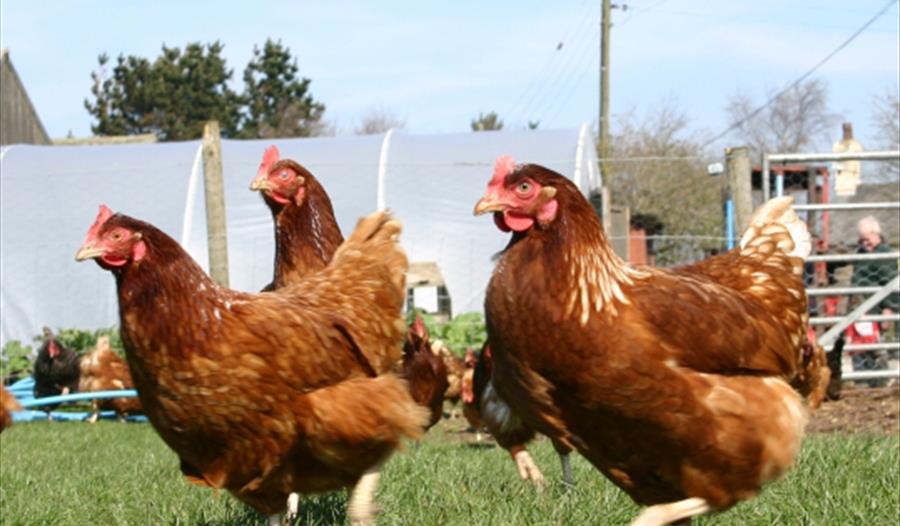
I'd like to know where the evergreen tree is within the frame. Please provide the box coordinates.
[85,42,242,141]
[471,111,504,131]
[239,39,326,138]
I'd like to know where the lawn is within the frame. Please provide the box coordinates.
[1,417,897,525]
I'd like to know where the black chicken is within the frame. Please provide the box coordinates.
[33,327,81,414]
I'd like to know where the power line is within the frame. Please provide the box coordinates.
[507,0,597,123]
[616,0,672,28]
[516,4,600,124]
[701,0,899,149]
[534,22,601,125]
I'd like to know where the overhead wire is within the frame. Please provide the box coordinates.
[512,1,600,125]
[541,0,678,127]
[701,0,899,149]
[531,19,600,125]
[506,0,596,123]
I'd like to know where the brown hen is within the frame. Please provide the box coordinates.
[250,145,344,291]
[464,343,573,486]
[75,205,427,526]
[78,336,143,422]
[0,385,21,433]
[251,146,452,439]
[476,157,814,525]
[396,316,449,430]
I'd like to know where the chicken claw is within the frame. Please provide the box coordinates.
[513,450,545,486]
[630,497,711,526]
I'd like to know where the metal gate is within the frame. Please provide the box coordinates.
[764,149,900,382]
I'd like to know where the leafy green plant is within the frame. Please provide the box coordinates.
[407,310,486,357]
[1,340,34,382]
[38,327,124,356]
[0,326,126,383]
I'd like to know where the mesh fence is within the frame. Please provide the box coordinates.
[780,161,900,385]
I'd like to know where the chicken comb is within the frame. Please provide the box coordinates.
[411,315,427,338]
[259,145,280,173]
[86,204,114,241]
[489,155,517,189]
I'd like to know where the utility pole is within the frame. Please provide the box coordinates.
[599,0,611,186]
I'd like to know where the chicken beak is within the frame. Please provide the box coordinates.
[75,245,104,261]
[474,195,505,215]
[250,176,271,192]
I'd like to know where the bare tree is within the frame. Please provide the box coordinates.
[355,108,405,135]
[725,78,839,156]
[871,85,900,177]
[606,100,721,265]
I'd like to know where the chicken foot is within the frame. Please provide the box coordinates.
[347,462,382,526]
[511,448,545,486]
[286,492,300,521]
[630,497,711,526]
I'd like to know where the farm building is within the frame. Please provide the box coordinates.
[0,49,50,146]
[0,126,599,346]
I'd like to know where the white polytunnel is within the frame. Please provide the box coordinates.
[0,125,600,346]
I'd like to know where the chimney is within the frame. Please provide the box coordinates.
[842,122,854,141]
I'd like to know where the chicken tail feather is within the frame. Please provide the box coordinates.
[313,211,409,373]
[739,196,811,260]
[335,211,407,293]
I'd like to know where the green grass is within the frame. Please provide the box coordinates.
[1,419,897,525]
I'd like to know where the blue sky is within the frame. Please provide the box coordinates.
[1,0,898,151]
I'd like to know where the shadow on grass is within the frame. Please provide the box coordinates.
[464,442,498,451]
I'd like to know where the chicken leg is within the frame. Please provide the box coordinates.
[348,463,382,526]
[630,497,711,526]
[286,492,300,521]
[511,447,545,486]
[559,452,573,487]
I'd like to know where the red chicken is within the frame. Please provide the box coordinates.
[398,316,449,430]
[475,157,818,525]
[0,385,21,433]
[250,145,344,291]
[79,336,143,422]
[250,146,450,436]
[75,205,427,526]
[460,363,481,435]
[462,343,573,486]
[433,341,466,410]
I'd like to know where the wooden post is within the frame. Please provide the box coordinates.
[806,165,818,239]
[202,121,229,287]
[609,205,630,262]
[725,146,753,234]
[598,0,611,188]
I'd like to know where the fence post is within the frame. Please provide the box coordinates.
[202,120,229,287]
[725,146,753,234]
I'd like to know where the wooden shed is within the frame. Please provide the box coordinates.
[1,49,50,146]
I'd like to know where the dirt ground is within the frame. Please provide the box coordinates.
[807,384,899,434]
[444,383,900,443]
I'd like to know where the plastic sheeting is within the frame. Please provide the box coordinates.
[0,126,599,346]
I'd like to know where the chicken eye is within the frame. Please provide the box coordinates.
[278,170,291,180]
[110,231,123,241]
[516,182,532,194]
